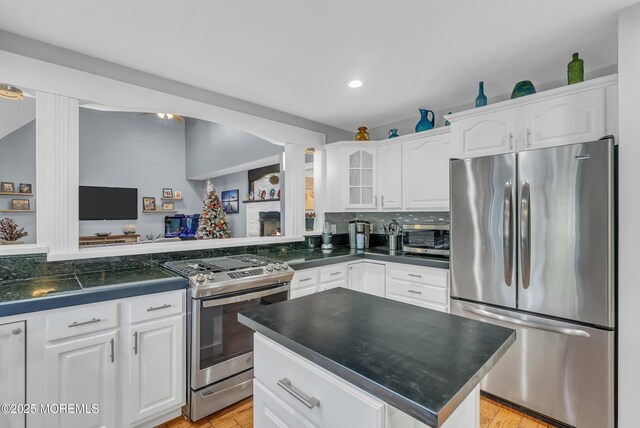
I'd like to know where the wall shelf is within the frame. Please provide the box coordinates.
[243,199,281,204]
[0,210,36,213]
[161,197,183,201]
[143,210,177,214]
[0,192,33,196]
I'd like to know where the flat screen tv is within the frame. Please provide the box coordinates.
[79,186,138,220]
[165,215,200,239]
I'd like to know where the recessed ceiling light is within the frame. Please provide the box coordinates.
[347,80,364,89]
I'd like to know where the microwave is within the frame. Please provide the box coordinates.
[402,224,450,256]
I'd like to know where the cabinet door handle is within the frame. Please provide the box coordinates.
[147,304,171,312]
[526,128,532,147]
[110,338,115,363]
[374,195,378,207]
[12,328,22,335]
[299,277,313,282]
[68,318,101,328]
[133,331,138,355]
[508,132,514,150]
[381,195,385,207]
[408,289,423,295]
[330,271,342,276]
[408,273,422,278]
[277,378,320,409]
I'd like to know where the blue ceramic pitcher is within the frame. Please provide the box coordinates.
[415,109,435,132]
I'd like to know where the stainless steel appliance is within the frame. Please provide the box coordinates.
[449,139,616,428]
[164,255,293,421]
[402,224,450,256]
[384,219,402,251]
[349,220,371,249]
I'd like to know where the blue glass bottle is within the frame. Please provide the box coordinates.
[475,81,487,107]
[388,128,399,138]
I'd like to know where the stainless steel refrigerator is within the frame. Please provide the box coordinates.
[449,138,615,428]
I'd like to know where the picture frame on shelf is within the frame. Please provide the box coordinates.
[143,197,156,211]
[1,182,15,193]
[162,202,174,210]
[19,183,32,194]
[163,188,173,198]
[221,189,239,214]
[174,191,182,199]
[11,199,30,211]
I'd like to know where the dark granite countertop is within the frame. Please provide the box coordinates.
[239,288,515,427]
[0,266,188,317]
[258,246,449,270]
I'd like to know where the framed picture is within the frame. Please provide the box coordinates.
[19,183,32,194]
[143,197,156,211]
[221,189,239,214]
[11,199,30,211]
[174,191,182,200]
[1,182,15,193]
[162,202,174,210]
[163,188,173,198]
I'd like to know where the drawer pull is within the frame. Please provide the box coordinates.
[68,318,101,328]
[408,289,423,295]
[330,271,342,276]
[147,304,172,312]
[277,378,320,409]
[299,277,313,282]
[408,273,423,278]
[133,331,138,355]
[110,338,115,363]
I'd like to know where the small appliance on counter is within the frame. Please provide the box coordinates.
[349,220,371,250]
[402,224,450,256]
[384,219,402,252]
[321,220,333,252]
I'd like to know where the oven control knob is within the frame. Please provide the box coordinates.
[195,274,206,284]
[207,273,216,281]
[266,264,275,272]
[274,263,282,270]
[281,263,289,270]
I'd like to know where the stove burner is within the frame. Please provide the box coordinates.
[163,254,278,278]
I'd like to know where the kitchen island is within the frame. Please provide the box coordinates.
[239,288,515,428]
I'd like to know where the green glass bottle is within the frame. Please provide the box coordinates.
[568,52,584,85]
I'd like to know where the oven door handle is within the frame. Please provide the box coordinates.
[202,284,290,308]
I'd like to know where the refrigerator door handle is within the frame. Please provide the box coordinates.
[461,305,591,338]
[503,181,513,286]
[520,180,531,289]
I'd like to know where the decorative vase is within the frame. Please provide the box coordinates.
[511,80,537,99]
[415,109,435,132]
[305,218,315,232]
[444,112,452,126]
[355,126,370,141]
[567,52,584,85]
[388,128,399,138]
[475,81,487,107]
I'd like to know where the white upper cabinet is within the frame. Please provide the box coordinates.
[448,75,617,159]
[377,142,402,210]
[452,108,519,158]
[522,88,605,150]
[346,147,378,210]
[402,130,453,211]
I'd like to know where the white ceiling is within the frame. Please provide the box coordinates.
[0,0,635,131]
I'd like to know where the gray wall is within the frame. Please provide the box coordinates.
[0,120,36,243]
[0,30,353,143]
[79,109,204,239]
[185,118,284,179]
[211,171,248,238]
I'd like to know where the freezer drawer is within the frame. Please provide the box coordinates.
[451,300,614,428]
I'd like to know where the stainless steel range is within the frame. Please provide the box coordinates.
[164,254,293,421]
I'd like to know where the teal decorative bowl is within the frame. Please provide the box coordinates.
[511,80,537,99]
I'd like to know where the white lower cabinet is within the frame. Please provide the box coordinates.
[254,380,316,428]
[0,321,26,428]
[347,262,386,297]
[385,263,449,312]
[127,314,185,425]
[44,330,117,428]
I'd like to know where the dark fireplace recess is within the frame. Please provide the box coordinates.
[259,211,281,236]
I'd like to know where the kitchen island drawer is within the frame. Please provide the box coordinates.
[254,334,384,428]
[386,279,448,307]
[128,289,184,323]
[46,302,119,342]
[387,263,448,288]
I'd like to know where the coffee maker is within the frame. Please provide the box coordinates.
[349,220,371,249]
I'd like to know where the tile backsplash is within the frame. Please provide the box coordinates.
[325,212,449,234]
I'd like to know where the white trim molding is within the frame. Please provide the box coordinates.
[36,92,79,258]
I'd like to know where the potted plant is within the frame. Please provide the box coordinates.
[305,212,316,232]
[0,218,28,244]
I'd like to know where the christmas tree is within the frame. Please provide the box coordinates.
[196,180,232,239]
